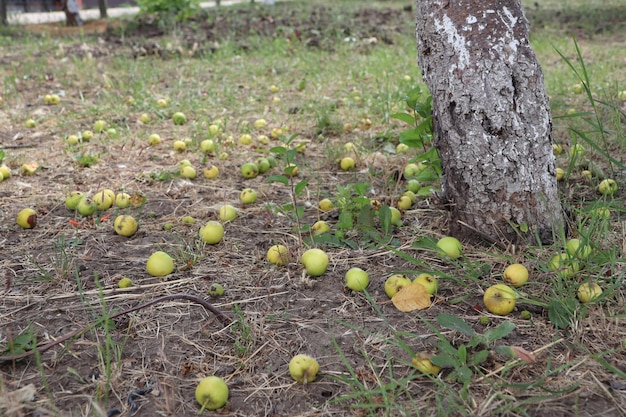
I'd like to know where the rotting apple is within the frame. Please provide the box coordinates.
[483,284,517,316]
[412,357,441,375]
[146,251,175,277]
[209,283,225,297]
[241,162,259,179]
[384,274,412,298]
[113,215,138,237]
[598,179,618,196]
[16,208,37,229]
[301,248,329,277]
[289,354,320,384]
[199,220,225,245]
[77,197,96,216]
[413,273,438,295]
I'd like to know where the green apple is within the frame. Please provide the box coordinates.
[256,157,271,173]
[345,267,369,291]
[181,216,195,225]
[406,179,421,193]
[115,192,131,208]
[565,238,591,260]
[402,190,416,204]
[82,130,94,141]
[403,163,424,179]
[549,252,580,279]
[218,205,238,222]
[553,143,563,155]
[209,283,225,297]
[199,221,224,244]
[318,198,334,212]
[240,188,258,204]
[118,277,133,288]
[93,190,114,211]
[241,162,259,179]
[384,274,412,298]
[65,191,84,210]
[483,284,516,316]
[396,143,409,154]
[267,244,289,266]
[577,282,602,303]
[148,133,161,145]
[413,273,438,295]
[502,263,529,288]
[204,165,219,179]
[146,251,175,277]
[0,165,11,180]
[195,376,229,410]
[93,119,107,133]
[598,179,618,196]
[301,248,329,277]
[572,83,583,94]
[140,113,151,124]
[179,159,192,168]
[388,207,402,226]
[340,157,355,171]
[344,142,356,151]
[200,139,216,154]
[16,208,37,229]
[25,119,37,128]
[569,144,585,157]
[180,165,196,179]
[284,163,298,176]
[173,140,187,152]
[257,135,270,145]
[157,98,169,108]
[289,354,320,384]
[436,236,463,259]
[311,220,331,235]
[270,85,279,93]
[113,215,138,237]
[172,112,186,125]
[77,197,96,216]
[397,195,412,210]
[208,124,220,136]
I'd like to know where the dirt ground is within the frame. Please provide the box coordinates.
[1,3,626,417]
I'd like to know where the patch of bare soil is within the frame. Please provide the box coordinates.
[1,4,625,417]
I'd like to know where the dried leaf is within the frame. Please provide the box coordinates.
[511,346,536,363]
[392,282,431,312]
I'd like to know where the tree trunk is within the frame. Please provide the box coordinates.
[415,0,563,245]
[98,0,108,19]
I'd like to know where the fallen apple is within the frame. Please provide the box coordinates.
[239,134,253,146]
[396,143,409,154]
[115,192,131,209]
[577,282,602,303]
[93,119,107,133]
[397,195,412,210]
[344,142,356,151]
[483,284,517,316]
[140,113,151,124]
[195,376,229,411]
[146,251,175,277]
[598,179,618,196]
[549,252,580,279]
[199,220,224,244]
[257,135,270,145]
[82,130,94,141]
[256,157,271,173]
[200,139,216,154]
[241,162,259,179]
[0,165,11,180]
[218,205,238,222]
[203,165,219,179]
[270,85,279,93]
[406,179,421,193]
[402,190,416,204]
[565,238,591,260]
[502,263,529,288]
[21,162,38,175]
[384,274,412,298]
[172,112,186,125]
[148,133,161,145]
[180,165,196,179]
[253,119,267,129]
[403,163,424,179]
[173,140,187,152]
[16,208,37,229]
[412,357,441,375]
[65,191,84,210]
[389,207,402,226]
[569,144,585,158]
[318,198,334,212]
[118,277,133,288]
[157,98,168,108]
[284,163,298,176]
[436,236,463,259]
[340,157,355,171]
[209,283,225,297]
[267,244,289,266]
[289,354,320,384]
[113,215,138,237]
[301,248,329,277]
[556,168,564,181]
[240,188,258,204]
[25,119,37,128]
[553,143,563,155]
[345,267,369,291]
[413,273,438,295]
[93,190,114,211]
[311,220,331,235]
[77,197,96,216]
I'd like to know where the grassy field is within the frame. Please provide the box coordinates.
[0,1,625,416]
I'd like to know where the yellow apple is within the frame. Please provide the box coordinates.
[82,130,94,141]
[16,208,37,229]
[203,165,219,179]
[240,188,258,204]
[556,167,565,181]
[384,274,412,298]
[483,284,516,316]
[289,354,320,383]
[180,165,196,179]
[195,376,229,410]
[412,357,441,375]
[146,251,175,277]
[502,263,529,288]
[200,139,216,154]
[93,119,107,132]
[93,189,114,211]
[319,198,334,212]
[397,195,412,210]
[311,220,331,235]
[219,205,238,222]
[113,215,138,237]
[253,119,267,129]
[549,253,580,279]
[345,267,369,291]
[413,273,438,295]
[147,133,161,145]
[115,192,131,208]
[340,157,355,171]
[140,113,151,123]
[65,191,84,210]
[577,282,602,303]
[396,143,409,154]
[199,221,224,245]
[267,244,289,266]
[598,179,618,196]
[173,140,187,152]
[301,248,329,277]
[389,207,402,226]
[0,165,11,179]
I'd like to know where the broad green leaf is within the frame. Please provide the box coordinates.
[295,179,309,195]
[270,146,286,155]
[389,112,415,125]
[437,313,477,337]
[430,354,458,368]
[483,320,516,344]
[378,205,392,234]
[266,175,289,185]
[548,298,575,329]
[469,349,490,366]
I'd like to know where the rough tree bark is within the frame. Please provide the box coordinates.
[416,0,563,245]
